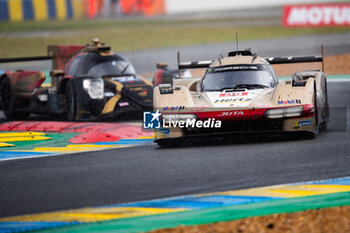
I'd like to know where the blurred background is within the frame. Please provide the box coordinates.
[0,0,349,74]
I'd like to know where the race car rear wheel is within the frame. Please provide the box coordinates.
[313,87,320,136]
[156,139,181,147]
[65,81,77,121]
[0,76,28,119]
[319,78,329,130]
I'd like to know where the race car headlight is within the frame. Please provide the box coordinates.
[162,114,197,121]
[83,78,104,99]
[265,106,304,119]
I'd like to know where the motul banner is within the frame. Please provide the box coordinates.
[283,4,350,27]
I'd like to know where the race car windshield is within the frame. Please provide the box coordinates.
[74,53,136,77]
[87,60,136,77]
[202,64,276,92]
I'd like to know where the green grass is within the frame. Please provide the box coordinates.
[0,17,279,32]
[0,18,349,58]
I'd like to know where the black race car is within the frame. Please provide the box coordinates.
[0,39,153,121]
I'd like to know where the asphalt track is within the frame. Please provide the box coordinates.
[0,34,350,218]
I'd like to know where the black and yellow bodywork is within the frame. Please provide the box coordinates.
[0,39,153,120]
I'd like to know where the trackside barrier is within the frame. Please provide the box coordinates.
[0,0,84,21]
[283,3,350,27]
[0,0,165,21]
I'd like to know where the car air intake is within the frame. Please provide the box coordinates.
[228,50,253,57]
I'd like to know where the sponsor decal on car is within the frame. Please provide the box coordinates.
[218,111,244,116]
[119,102,130,107]
[214,98,253,104]
[162,106,185,111]
[277,99,302,105]
[219,92,248,97]
[297,120,312,127]
[207,90,264,107]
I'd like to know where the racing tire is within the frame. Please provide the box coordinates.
[0,76,30,120]
[319,121,328,131]
[156,139,180,148]
[313,87,320,136]
[319,78,329,131]
[156,140,169,147]
[65,81,78,121]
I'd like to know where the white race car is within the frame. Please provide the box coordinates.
[153,49,329,146]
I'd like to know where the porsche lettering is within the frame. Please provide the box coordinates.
[214,66,258,72]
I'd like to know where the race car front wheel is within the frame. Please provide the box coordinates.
[65,81,77,121]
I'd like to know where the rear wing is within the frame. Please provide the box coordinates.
[265,55,323,65]
[49,40,112,70]
[178,60,213,70]
[0,55,51,63]
[47,45,84,70]
[177,45,325,72]
[0,45,84,70]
